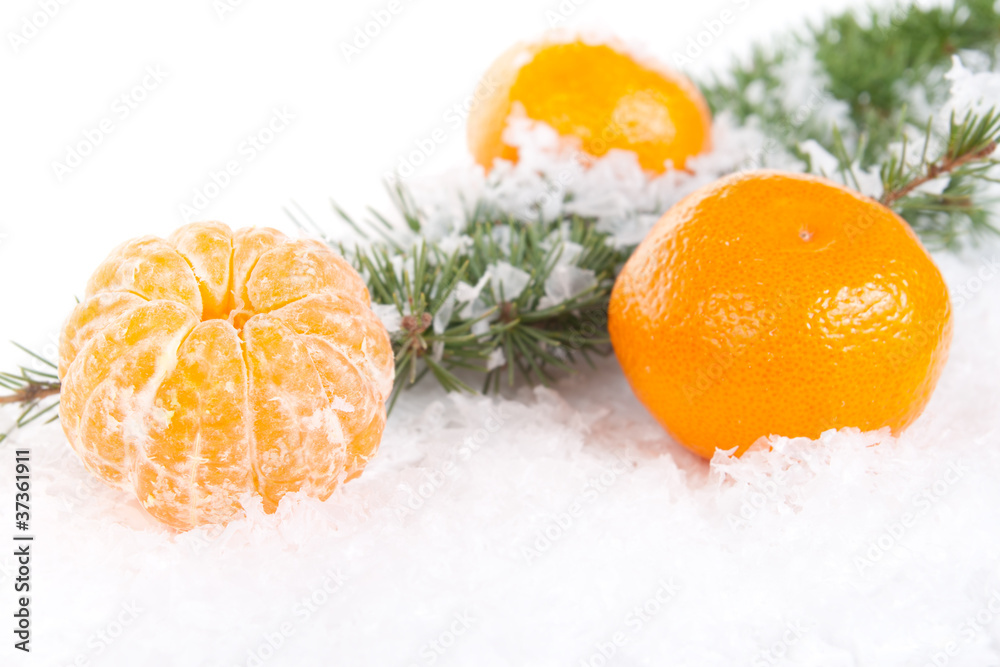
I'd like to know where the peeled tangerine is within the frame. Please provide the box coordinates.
[467,33,712,173]
[58,222,394,530]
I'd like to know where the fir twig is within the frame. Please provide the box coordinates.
[882,109,1000,203]
[333,192,621,408]
[0,383,61,406]
[703,0,1000,249]
[0,343,61,443]
[881,141,997,207]
[877,109,1000,248]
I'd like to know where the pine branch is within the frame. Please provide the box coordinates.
[0,343,61,443]
[313,193,622,409]
[872,109,1000,248]
[702,0,1000,249]
[812,0,1000,163]
[881,110,1000,205]
[881,142,997,207]
[0,384,61,406]
[289,0,1000,400]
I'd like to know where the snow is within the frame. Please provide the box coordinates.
[398,111,791,251]
[943,55,1000,117]
[3,0,1000,666]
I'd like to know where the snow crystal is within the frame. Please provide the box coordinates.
[396,111,786,252]
[538,265,598,311]
[455,273,491,318]
[371,303,402,334]
[432,294,456,335]
[488,261,531,302]
[486,347,506,371]
[798,138,842,177]
[944,55,1000,116]
[798,139,884,200]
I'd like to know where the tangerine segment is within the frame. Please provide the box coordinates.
[269,293,395,402]
[58,221,393,528]
[243,314,345,512]
[232,227,289,315]
[301,336,384,486]
[467,36,712,173]
[343,408,386,483]
[609,171,953,459]
[85,236,203,315]
[60,301,198,485]
[168,221,234,320]
[59,292,147,378]
[136,319,251,530]
[246,240,370,313]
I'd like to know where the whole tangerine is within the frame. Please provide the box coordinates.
[58,221,394,530]
[608,170,953,458]
[467,33,712,173]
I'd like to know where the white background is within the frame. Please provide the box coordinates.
[0,0,886,368]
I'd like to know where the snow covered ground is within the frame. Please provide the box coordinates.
[5,0,1000,666]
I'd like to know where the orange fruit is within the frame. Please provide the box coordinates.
[467,33,712,173]
[58,221,394,530]
[609,171,953,459]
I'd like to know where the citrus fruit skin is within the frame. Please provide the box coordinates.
[467,34,712,173]
[58,222,394,530]
[608,171,953,459]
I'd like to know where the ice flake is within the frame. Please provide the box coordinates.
[486,347,506,370]
[371,303,402,334]
[538,266,597,311]
[943,55,1000,119]
[488,261,531,302]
